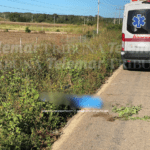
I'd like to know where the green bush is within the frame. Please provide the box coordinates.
[0,71,76,149]
[107,24,122,30]
[85,31,93,38]
[56,29,60,32]
[25,26,31,33]
[87,22,94,26]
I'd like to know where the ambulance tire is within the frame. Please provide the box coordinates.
[123,62,128,70]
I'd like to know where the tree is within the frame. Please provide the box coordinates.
[9,13,20,22]
[37,15,45,22]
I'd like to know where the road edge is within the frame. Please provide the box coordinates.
[51,65,123,150]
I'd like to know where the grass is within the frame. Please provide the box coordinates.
[0,21,122,149]
[0,23,96,34]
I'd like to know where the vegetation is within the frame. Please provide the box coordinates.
[56,29,60,32]
[112,105,150,121]
[107,24,122,30]
[0,12,123,25]
[25,26,31,33]
[0,22,122,149]
[4,29,8,32]
[0,23,96,34]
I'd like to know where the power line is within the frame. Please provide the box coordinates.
[0,4,43,13]
[6,0,65,10]
[8,0,94,10]
[0,4,97,16]
[101,2,123,7]
[29,0,94,10]
[5,0,97,15]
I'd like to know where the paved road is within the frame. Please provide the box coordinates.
[52,66,150,150]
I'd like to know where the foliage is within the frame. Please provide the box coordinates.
[87,21,94,26]
[112,105,142,119]
[56,29,60,32]
[112,105,150,121]
[0,71,76,149]
[0,24,122,149]
[37,15,46,23]
[17,17,27,22]
[85,31,93,38]
[0,12,121,25]
[25,26,31,33]
[107,24,122,30]
[9,13,20,22]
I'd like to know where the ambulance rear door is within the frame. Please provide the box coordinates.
[124,4,150,53]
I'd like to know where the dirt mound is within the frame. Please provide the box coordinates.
[92,112,115,122]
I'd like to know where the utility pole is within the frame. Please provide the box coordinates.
[32,15,33,22]
[84,17,85,26]
[116,6,124,24]
[54,16,55,27]
[97,0,100,34]
[114,12,116,24]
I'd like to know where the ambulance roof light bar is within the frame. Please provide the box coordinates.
[131,0,150,2]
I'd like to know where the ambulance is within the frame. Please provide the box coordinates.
[121,0,150,70]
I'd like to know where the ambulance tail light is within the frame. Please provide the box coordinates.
[122,33,125,51]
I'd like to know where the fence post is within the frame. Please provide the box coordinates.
[20,38,22,53]
[67,35,68,43]
[36,37,38,44]
[20,38,22,48]
[80,35,82,43]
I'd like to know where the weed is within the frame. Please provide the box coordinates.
[112,105,150,121]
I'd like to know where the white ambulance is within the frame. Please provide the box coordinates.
[121,0,150,70]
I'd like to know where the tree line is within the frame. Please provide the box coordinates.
[0,12,122,25]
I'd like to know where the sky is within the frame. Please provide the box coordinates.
[0,0,130,18]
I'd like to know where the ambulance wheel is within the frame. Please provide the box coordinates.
[123,62,128,70]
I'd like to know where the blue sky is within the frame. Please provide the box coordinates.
[0,0,130,18]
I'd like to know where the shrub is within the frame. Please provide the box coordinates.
[107,24,122,30]
[87,22,94,26]
[0,71,76,149]
[4,29,8,32]
[85,31,93,38]
[56,29,60,32]
[25,26,31,33]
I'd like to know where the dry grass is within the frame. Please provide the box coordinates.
[0,22,96,34]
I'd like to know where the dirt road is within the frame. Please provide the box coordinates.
[52,65,150,150]
[0,32,80,45]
